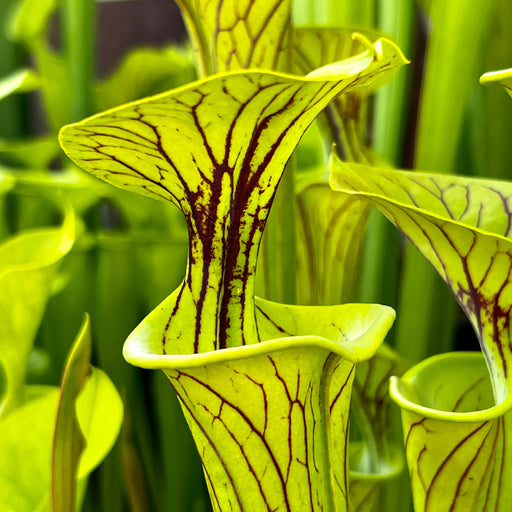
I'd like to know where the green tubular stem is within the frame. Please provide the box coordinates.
[0,0,28,139]
[259,158,297,304]
[62,0,95,122]
[358,209,401,310]
[395,245,459,361]
[278,159,297,305]
[353,0,416,319]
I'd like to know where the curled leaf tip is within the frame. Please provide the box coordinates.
[479,67,512,85]
[351,32,375,56]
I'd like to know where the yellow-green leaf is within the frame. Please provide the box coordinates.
[0,198,75,417]
[51,314,91,512]
[480,67,512,99]
[0,68,41,101]
[0,340,122,512]
[294,29,408,163]
[349,344,409,512]
[390,352,512,512]
[60,38,407,355]
[296,181,370,305]
[330,157,512,402]
[175,0,292,74]
[124,297,395,512]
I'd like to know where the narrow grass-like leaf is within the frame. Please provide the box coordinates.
[51,314,91,512]
[0,68,40,101]
[480,67,512,99]
[0,333,123,512]
[6,0,56,45]
[0,135,60,168]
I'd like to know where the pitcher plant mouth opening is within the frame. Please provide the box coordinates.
[121,298,395,512]
[389,352,512,422]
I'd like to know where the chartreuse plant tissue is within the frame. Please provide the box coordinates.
[0,180,123,511]
[59,29,407,511]
[330,106,512,511]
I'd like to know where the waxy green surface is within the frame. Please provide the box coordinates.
[296,182,370,305]
[330,157,512,401]
[60,34,405,512]
[60,40,406,355]
[330,157,512,511]
[175,0,292,75]
[390,353,512,512]
[125,298,395,512]
[481,67,512,99]
[0,309,123,512]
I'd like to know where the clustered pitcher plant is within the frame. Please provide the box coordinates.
[4,0,512,510]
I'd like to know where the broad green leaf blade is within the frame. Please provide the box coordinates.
[75,367,124,478]
[0,169,15,195]
[60,40,406,354]
[296,181,370,305]
[0,199,75,416]
[480,67,512,99]
[0,134,59,168]
[6,0,57,45]
[51,314,91,512]
[0,387,59,511]
[330,158,512,401]
[390,352,512,512]
[175,0,292,74]
[0,373,122,512]
[124,298,395,512]
[0,68,41,101]
[96,46,197,112]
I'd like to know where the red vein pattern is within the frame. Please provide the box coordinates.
[331,160,512,511]
[61,47,403,512]
[61,53,403,356]
[296,183,370,305]
[292,28,391,163]
[175,0,292,73]
[331,161,512,401]
[167,346,349,512]
[349,346,408,511]
[401,379,511,511]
